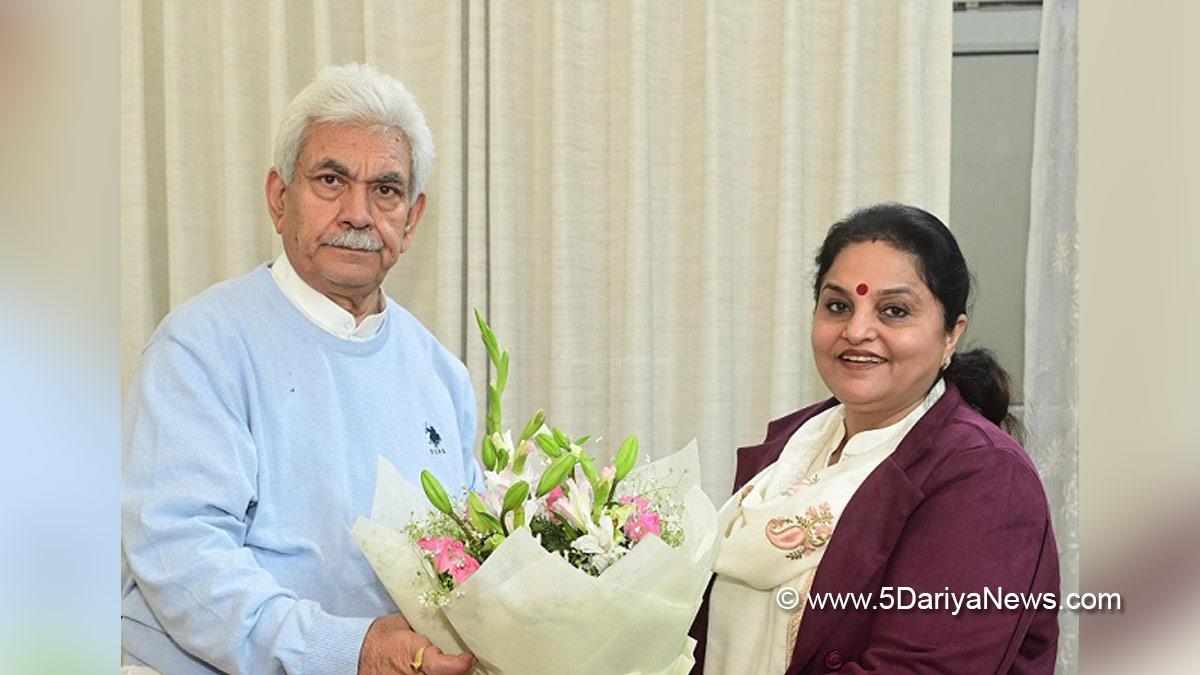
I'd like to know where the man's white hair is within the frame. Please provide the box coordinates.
[272,63,435,198]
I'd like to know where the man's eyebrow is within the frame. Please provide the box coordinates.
[369,171,407,185]
[310,158,351,176]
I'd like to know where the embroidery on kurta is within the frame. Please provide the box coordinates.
[766,502,835,559]
[724,483,758,536]
[783,473,820,497]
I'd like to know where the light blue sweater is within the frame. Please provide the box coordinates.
[122,264,483,674]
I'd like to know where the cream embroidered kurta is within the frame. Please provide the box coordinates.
[704,380,945,675]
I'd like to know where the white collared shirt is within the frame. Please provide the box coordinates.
[269,253,387,341]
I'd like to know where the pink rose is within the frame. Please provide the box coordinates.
[432,540,465,572]
[619,495,650,513]
[418,537,481,585]
[434,542,480,585]
[543,486,566,523]
[417,536,454,557]
[623,510,662,542]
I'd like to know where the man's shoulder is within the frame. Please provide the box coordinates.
[383,300,469,379]
[149,266,272,349]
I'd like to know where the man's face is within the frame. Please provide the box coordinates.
[266,122,426,303]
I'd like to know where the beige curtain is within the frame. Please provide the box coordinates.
[1024,0,1078,671]
[122,0,950,499]
[482,1,949,496]
[121,0,474,378]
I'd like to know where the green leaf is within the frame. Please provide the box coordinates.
[536,453,577,497]
[483,532,505,553]
[578,452,599,488]
[420,470,454,516]
[502,481,530,514]
[479,511,504,534]
[519,410,545,442]
[615,435,639,482]
[488,384,502,432]
[513,441,529,474]
[574,435,590,446]
[482,435,497,471]
[497,350,509,393]
[467,492,501,534]
[474,308,501,366]
[536,433,562,458]
[591,481,611,524]
[467,491,488,514]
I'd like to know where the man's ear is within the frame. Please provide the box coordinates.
[266,168,287,234]
[398,192,427,253]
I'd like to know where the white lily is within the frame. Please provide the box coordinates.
[481,436,544,519]
[570,509,614,555]
[491,429,516,454]
[551,468,622,572]
[548,468,594,533]
[570,515,627,574]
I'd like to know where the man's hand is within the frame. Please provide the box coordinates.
[358,614,475,675]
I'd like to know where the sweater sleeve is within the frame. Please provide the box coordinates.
[122,330,374,674]
[834,447,1059,674]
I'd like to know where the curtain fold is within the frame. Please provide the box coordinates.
[122,0,951,500]
[121,0,470,381]
[1024,0,1079,672]
[483,0,949,496]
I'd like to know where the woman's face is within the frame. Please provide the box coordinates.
[811,240,966,426]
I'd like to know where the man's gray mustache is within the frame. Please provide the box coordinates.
[325,230,382,252]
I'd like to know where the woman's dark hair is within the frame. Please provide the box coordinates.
[812,202,1021,439]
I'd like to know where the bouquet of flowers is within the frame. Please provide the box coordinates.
[352,311,717,675]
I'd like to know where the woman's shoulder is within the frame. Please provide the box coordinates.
[920,397,1048,505]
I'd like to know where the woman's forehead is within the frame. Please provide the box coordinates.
[825,241,927,288]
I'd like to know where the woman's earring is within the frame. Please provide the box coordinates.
[941,354,952,370]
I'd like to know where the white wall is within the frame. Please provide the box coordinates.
[950,5,1041,403]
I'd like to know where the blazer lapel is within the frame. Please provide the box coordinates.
[733,398,841,492]
[788,461,925,672]
[788,384,963,672]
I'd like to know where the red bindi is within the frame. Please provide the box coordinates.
[855,283,869,296]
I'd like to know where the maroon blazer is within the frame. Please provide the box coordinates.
[691,383,1059,674]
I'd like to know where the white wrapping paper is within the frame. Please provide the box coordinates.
[352,440,717,675]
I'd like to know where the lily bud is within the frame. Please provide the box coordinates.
[615,436,639,482]
[420,470,454,517]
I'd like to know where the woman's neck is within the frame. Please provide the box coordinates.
[842,396,925,440]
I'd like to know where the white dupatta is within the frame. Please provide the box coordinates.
[704,380,944,674]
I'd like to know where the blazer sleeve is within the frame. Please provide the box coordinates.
[834,446,1059,674]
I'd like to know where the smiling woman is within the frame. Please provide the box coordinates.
[810,204,1020,439]
[692,203,1058,674]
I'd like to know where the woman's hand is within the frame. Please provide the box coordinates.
[358,614,475,675]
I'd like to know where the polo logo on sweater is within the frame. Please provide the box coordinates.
[425,424,445,455]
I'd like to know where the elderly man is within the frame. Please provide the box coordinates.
[122,64,478,675]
